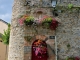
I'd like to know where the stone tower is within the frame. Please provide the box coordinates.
[8,0,56,60]
[8,0,26,60]
[8,0,80,60]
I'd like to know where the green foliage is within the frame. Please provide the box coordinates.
[68,4,73,9]
[26,36,32,42]
[24,16,34,25]
[24,36,33,42]
[67,44,70,48]
[0,33,3,40]
[42,17,52,28]
[66,57,75,60]
[25,16,34,22]
[1,23,10,45]
[44,17,52,23]
[42,23,50,28]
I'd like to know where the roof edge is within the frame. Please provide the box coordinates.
[0,19,8,25]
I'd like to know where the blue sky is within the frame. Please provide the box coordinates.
[0,0,14,23]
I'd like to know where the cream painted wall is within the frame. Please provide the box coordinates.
[0,42,7,60]
[0,21,8,34]
[0,20,8,60]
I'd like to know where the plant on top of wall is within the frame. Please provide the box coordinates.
[19,15,59,30]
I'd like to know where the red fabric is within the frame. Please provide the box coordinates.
[31,40,48,60]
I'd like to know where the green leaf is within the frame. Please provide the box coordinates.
[68,4,73,9]
[25,16,34,22]
[1,23,10,45]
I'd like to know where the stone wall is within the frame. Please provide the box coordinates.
[56,10,80,59]
[57,0,80,7]
[8,0,26,60]
[8,0,80,60]
[24,9,80,60]
[8,0,56,60]
[0,20,8,60]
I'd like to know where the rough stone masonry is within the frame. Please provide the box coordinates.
[8,0,80,60]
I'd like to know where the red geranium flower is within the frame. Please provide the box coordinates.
[50,18,59,30]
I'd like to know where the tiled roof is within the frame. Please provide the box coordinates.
[0,19,8,25]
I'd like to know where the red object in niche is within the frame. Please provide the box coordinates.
[31,39,48,60]
[50,19,59,30]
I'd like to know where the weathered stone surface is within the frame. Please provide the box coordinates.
[8,0,26,60]
[56,11,80,59]
[8,0,80,60]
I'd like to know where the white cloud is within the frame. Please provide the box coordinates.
[0,13,12,23]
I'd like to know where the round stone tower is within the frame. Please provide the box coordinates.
[8,0,27,60]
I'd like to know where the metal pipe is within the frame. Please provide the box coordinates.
[55,36,57,60]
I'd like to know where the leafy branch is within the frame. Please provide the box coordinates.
[1,23,10,45]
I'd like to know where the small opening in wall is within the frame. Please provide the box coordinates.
[52,10,58,17]
[36,11,43,14]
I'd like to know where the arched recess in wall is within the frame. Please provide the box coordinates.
[31,39,48,60]
[32,8,47,20]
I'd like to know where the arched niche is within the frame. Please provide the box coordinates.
[31,39,48,60]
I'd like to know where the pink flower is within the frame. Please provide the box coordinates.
[35,47,42,56]
[19,18,25,25]
[18,15,29,25]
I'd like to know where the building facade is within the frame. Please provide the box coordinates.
[0,19,8,60]
[8,0,80,60]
